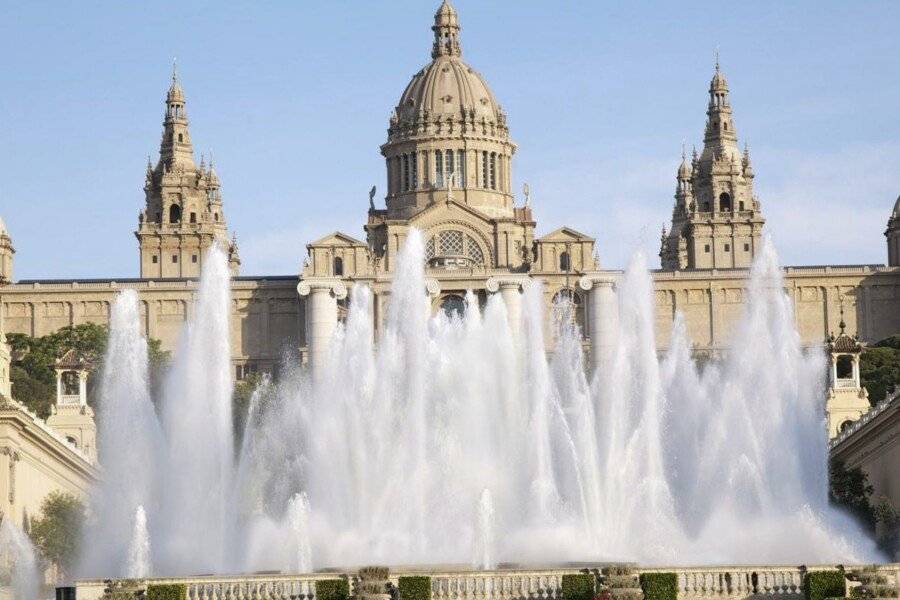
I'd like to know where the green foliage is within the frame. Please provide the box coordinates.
[316,578,350,600]
[146,583,187,600]
[28,491,85,579]
[6,323,169,416]
[859,340,900,403]
[829,458,875,531]
[805,571,845,600]
[399,576,432,600]
[561,574,595,600]
[639,573,678,600]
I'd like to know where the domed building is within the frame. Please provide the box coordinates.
[299,0,598,368]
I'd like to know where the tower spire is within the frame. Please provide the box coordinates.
[432,0,461,58]
[159,63,194,169]
[701,54,738,160]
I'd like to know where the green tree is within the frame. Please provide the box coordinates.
[28,491,86,581]
[859,336,900,404]
[829,458,875,531]
[6,323,169,418]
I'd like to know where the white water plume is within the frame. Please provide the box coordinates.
[0,519,40,600]
[126,505,152,578]
[82,233,884,578]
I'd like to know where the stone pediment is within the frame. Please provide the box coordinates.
[307,231,367,248]
[537,226,595,243]
[408,198,493,230]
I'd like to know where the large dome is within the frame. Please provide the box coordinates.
[396,56,502,126]
[387,0,508,142]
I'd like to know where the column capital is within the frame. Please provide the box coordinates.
[297,278,347,300]
[425,278,441,297]
[578,273,620,291]
[485,275,530,293]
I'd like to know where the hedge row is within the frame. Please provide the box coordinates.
[399,576,432,600]
[805,571,846,600]
[639,573,678,600]
[562,574,595,600]
[317,578,351,600]
[147,584,187,600]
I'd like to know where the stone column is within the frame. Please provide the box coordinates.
[486,276,529,336]
[297,278,347,372]
[580,274,619,373]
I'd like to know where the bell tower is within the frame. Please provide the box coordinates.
[825,310,870,439]
[46,350,97,463]
[136,65,240,278]
[0,216,13,284]
[661,60,765,270]
[887,195,900,266]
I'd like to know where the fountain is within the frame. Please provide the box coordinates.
[0,519,40,600]
[126,506,151,578]
[473,488,496,570]
[81,233,883,579]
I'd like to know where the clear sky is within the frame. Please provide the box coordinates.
[1,1,898,279]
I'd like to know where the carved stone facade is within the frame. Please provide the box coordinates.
[136,67,240,278]
[660,61,764,270]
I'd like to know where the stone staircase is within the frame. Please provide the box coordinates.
[602,566,644,600]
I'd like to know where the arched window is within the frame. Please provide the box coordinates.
[189,212,197,224]
[333,256,344,277]
[435,150,445,187]
[440,294,466,318]
[214,212,219,222]
[424,229,485,268]
[178,133,184,142]
[66,436,78,448]
[839,420,853,433]
[169,204,182,224]
[559,251,571,272]
[552,289,586,338]
[62,371,80,396]
[719,192,732,212]
[836,355,853,379]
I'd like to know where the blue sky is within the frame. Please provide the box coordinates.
[0,1,897,278]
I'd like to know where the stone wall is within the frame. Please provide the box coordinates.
[0,276,303,376]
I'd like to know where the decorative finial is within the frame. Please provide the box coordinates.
[172,57,178,84]
[714,46,720,72]
[839,299,847,335]
[523,182,531,207]
[446,171,456,202]
[681,141,687,160]
[692,145,699,161]
[208,150,214,170]
[369,185,377,211]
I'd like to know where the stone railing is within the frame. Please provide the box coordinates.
[70,564,900,600]
[426,569,588,600]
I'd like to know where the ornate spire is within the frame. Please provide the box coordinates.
[432,0,461,58]
[702,55,738,160]
[159,63,194,169]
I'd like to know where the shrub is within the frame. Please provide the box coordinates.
[317,578,350,600]
[639,573,678,600]
[805,571,845,600]
[562,574,595,600]
[399,576,432,600]
[147,583,187,600]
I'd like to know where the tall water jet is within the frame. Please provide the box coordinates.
[473,489,496,570]
[126,505,152,578]
[287,493,313,573]
[80,289,162,577]
[0,519,40,600]
[158,243,235,574]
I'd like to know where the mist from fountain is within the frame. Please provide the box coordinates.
[0,519,39,600]
[473,489,496,570]
[83,233,883,579]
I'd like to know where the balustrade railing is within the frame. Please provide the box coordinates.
[71,564,900,600]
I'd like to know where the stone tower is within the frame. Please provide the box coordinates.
[0,215,14,284]
[46,350,97,463]
[887,194,900,266]
[379,0,517,221]
[136,67,240,278]
[660,61,765,270]
[825,314,870,439]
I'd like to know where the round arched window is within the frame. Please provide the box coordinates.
[424,229,485,269]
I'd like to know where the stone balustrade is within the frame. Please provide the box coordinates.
[69,564,900,600]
